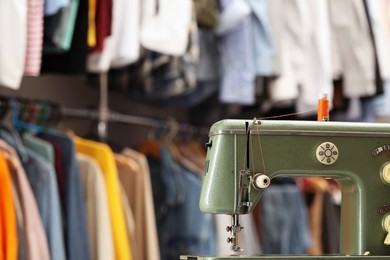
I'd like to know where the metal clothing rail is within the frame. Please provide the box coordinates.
[62,107,161,128]
[0,94,210,139]
[61,107,211,138]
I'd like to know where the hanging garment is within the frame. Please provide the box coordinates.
[259,185,311,254]
[196,29,219,82]
[122,148,161,259]
[43,0,80,53]
[363,0,390,98]
[300,177,330,256]
[116,150,161,260]
[74,137,132,260]
[217,0,256,105]
[373,81,390,117]
[139,13,199,102]
[109,0,139,68]
[0,154,18,260]
[266,0,282,76]
[23,133,66,260]
[269,0,333,113]
[366,0,390,81]
[148,145,216,259]
[193,0,219,29]
[87,0,97,48]
[330,0,376,98]
[51,143,65,205]
[0,0,27,89]
[44,0,68,16]
[140,0,193,56]
[22,134,55,166]
[42,10,63,55]
[306,192,325,255]
[88,0,139,72]
[115,154,141,260]
[91,0,112,53]
[41,0,88,73]
[77,154,115,260]
[11,182,26,260]
[23,147,66,260]
[321,191,341,254]
[246,0,274,76]
[38,132,91,260]
[118,183,138,260]
[0,140,50,260]
[24,0,44,76]
[363,0,384,97]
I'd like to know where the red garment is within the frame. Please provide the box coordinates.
[91,0,112,52]
[52,143,65,207]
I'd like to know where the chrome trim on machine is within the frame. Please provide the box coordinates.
[209,129,390,138]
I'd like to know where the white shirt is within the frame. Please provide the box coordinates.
[140,0,192,56]
[366,0,390,81]
[269,0,333,112]
[88,0,141,72]
[330,0,376,98]
[0,0,27,89]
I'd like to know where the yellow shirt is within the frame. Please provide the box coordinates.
[74,137,132,260]
[88,0,97,47]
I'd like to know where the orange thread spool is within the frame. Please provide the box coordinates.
[317,94,329,122]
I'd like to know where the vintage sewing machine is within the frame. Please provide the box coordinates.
[181,119,390,259]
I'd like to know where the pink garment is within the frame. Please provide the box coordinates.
[0,140,50,260]
[24,0,44,76]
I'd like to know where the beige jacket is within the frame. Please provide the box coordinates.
[77,154,115,260]
[116,149,161,260]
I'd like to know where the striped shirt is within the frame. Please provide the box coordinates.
[24,0,44,76]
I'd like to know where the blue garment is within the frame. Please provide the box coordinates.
[332,97,376,123]
[197,29,219,82]
[217,0,256,105]
[0,125,66,260]
[259,185,311,254]
[152,29,219,108]
[155,81,218,108]
[38,131,91,260]
[150,146,216,259]
[45,0,68,16]
[246,0,274,76]
[24,148,67,260]
[373,81,390,117]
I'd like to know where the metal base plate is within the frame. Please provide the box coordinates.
[180,256,390,260]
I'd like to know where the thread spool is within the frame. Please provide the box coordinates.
[317,93,329,122]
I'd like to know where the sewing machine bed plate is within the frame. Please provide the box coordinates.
[180,256,390,259]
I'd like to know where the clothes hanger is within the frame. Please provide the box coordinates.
[11,98,43,133]
[36,100,51,127]
[172,124,205,175]
[81,120,125,152]
[138,118,165,160]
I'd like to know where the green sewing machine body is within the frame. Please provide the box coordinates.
[183,119,390,259]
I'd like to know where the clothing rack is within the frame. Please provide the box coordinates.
[62,107,160,128]
[61,107,210,139]
[98,72,109,141]
[0,95,211,140]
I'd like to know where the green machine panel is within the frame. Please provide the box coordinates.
[193,119,390,258]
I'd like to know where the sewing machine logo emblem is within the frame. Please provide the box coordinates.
[316,142,339,165]
[372,145,390,156]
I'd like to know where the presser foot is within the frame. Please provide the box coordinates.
[226,215,244,254]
